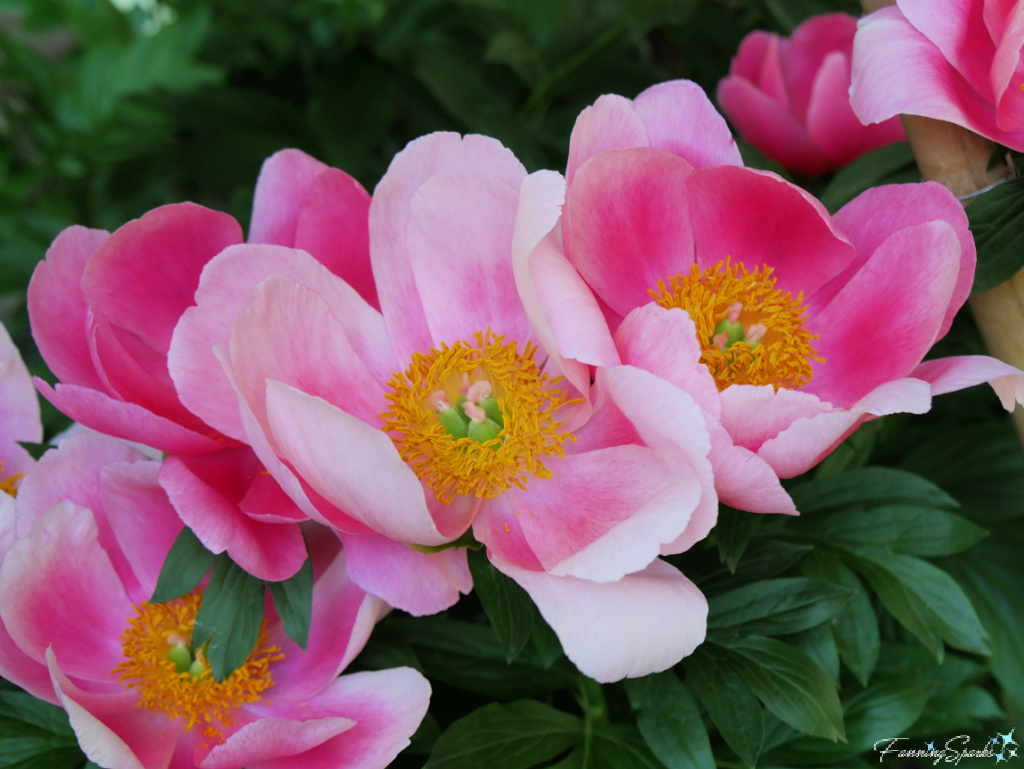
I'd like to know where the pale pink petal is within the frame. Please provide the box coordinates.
[203,717,356,769]
[341,533,472,617]
[0,321,42,447]
[0,502,132,681]
[48,650,179,769]
[806,221,961,407]
[566,148,695,318]
[371,132,527,362]
[632,79,743,168]
[236,669,431,769]
[758,377,931,477]
[27,226,109,391]
[249,149,330,246]
[81,203,242,354]
[471,495,545,571]
[171,244,396,442]
[686,166,855,299]
[719,384,835,453]
[268,548,387,701]
[265,381,448,545]
[565,94,649,186]
[496,559,707,683]
[239,472,309,523]
[820,182,973,341]
[706,425,798,516]
[912,355,1024,410]
[407,173,529,346]
[34,379,225,455]
[159,452,308,582]
[991,7,1024,129]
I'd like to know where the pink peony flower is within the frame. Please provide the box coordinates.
[173,132,717,682]
[851,0,1024,151]
[553,82,1024,513]
[0,321,41,499]
[718,13,906,176]
[28,150,374,582]
[0,431,428,769]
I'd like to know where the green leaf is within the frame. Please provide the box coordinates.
[191,554,266,681]
[968,177,1024,294]
[819,143,918,213]
[698,540,814,596]
[0,692,75,738]
[266,556,313,651]
[423,700,581,769]
[0,691,82,769]
[708,578,852,638]
[585,724,665,769]
[789,467,958,513]
[786,624,840,688]
[801,553,879,687]
[468,548,534,663]
[625,670,714,769]
[684,645,764,768]
[150,526,217,603]
[721,636,846,742]
[715,505,762,573]
[851,551,989,660]
[763,0,849,31]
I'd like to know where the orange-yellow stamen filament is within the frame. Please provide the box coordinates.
[651,259,822,391]
[380,330,574,503]
[113,592,282,742]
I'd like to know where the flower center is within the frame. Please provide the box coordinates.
[112,591,282,742]
[0,462,22,497]
[650,259,821,391]
[380,330,573,504]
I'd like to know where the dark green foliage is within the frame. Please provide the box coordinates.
[150,525,217,603]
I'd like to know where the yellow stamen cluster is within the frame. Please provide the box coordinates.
[113,592,282,741]
[651,259,821,391]
[0,461,22,497]
[380,330,574,503]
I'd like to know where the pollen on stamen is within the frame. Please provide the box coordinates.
[113,591,283,742]
[380,330,575,504]
[650,258,822,391]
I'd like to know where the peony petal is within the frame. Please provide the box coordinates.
[705,425,798,516]
[497,559,707,683]
[912,355,1024,411]
[0,321,42,447]
[249,149,330,246]
[341,533,472,617]
[202,717,356,769]
[719,383,836,453]
[565,94,649,186]
[784,14,859,121]
[27,226,110,391]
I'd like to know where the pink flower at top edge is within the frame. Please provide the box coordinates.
[0,320,42,498]
[174,132,717,682]
[0,430,428,769]
[551,82,1024,514]
[718,13,906,175]
[27,150,375,582]
[851,0,1024,151]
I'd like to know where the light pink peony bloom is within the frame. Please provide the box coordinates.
[851,0,1024,150]
[557,86,1024,507]
[0,431,428,769]
[174,132,717,682]
[0,321,42,499]
[718,13,906,175]
[28,150,374,582]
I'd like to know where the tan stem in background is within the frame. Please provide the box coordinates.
[861,0,1024,443]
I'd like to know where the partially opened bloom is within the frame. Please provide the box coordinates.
[718,13,906,175]
[28,150,374,582]
[175,132,717,681]
[0,321,41,498]
[852,0,1024,150]
[0,431,428,769]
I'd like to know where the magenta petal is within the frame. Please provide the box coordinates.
[264,381,448,545]
[34,379,224,455]
[912,355,1024,411]
[159,452,308,582]
[48,650,179,769]
[82,203,242,354]
[342,533,471,617]
[28,226,109,391]
[250,149,330,246]
[407,172,529,346]
[567,148,696,318]
[497,559,707,683]
[371,132,527,362]
[202,717,356,769]
[807,221,961,406]
[0,502,132,682]
[784,14,859,120]
[632,80,743,169]
[565,94,649,186]
[239,472,308,523]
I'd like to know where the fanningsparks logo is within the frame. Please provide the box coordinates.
[874,730,1018,764]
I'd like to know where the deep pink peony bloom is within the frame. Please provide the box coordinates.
[556,82,1024,512]
[0,431,428,769]
[27,150,374,582]
[718,13,906,175]
[852,0,1024,150]
[173,132,717,682]
[0,321,41,499]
